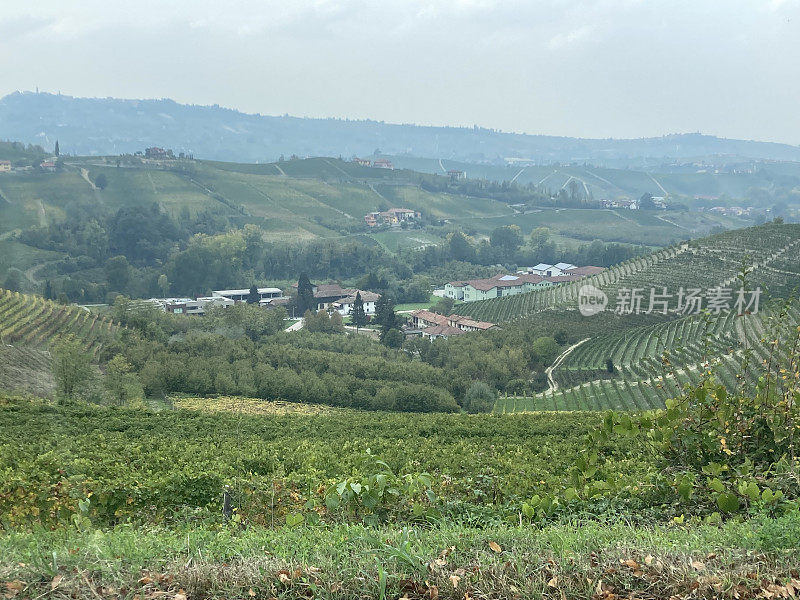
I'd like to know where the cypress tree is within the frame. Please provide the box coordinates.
[351,291,367,331]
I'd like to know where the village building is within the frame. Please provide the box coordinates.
[0,160,11,173]
[352,157,372,167]
[408,310,497,339]
[372,158,394,169]
[293,282,381,313]
[364,207,421,227]
[444,267,605,303]
[333,291,381,316]
[212,287,284,303]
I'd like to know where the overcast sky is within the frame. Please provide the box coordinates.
[1,0,798,144]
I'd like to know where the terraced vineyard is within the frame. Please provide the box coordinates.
[496,298,800,413]
[0,288,119,395]
[454,222,800,324]
[0,288,117,352]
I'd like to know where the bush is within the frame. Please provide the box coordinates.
[463,382,496,413]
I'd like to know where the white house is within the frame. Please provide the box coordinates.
[334,291,381,316]
[527,263,576,277]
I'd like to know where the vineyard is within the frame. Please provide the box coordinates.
[453,222,800,323]
[0,288,119,395]
[496,297,800,413]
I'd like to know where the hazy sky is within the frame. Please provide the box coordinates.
[1,0,799,144]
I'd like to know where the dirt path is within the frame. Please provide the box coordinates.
[273,163,287,177]
[285,319,304,332]
[545,338,590,393]
[607,208,636,223]
[36,199,47,226]
[24,259,60,285]
[647,173,668,196]
[510,166,529,183]
[80,168,98,190]
[537,169,558,187]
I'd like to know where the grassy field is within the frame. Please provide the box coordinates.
[2,516,799,599]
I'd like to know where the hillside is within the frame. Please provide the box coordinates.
[449,222,800,412]
[4,91,800,164]
[0,156,755,291]
[453,223,800,322]
[0,288,118,396]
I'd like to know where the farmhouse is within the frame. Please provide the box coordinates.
[364,207,421,227]
[372,159,394,170]
[293,282,381,313]
[353,157,372,166]
[447,169,466,181]
[408,310,496,338]
[333,291,381,316]
[0,160,11,173]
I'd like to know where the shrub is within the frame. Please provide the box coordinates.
[463,382,496,413]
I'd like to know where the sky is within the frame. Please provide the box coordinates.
[1,0,799,145]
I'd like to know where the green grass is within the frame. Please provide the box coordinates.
[395,294,442,312]
[1,515,798,599]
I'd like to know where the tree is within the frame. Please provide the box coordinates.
[448,231,476,262]
[105,255,131,291]
[605,357,615,373]
[3,268,25,292]
[104,355,145,405]
[639,193,656,210]
[247,284,260,304]
[383,328,404,348]
[157,274,170,298]
[53,336,93,399]
[43,279,53,300]
[463,381,496,413]
[95,173,108,190]
[295,273,316,315]
[375,295,398,341]
[430,297,455,316]
[351,291,367,330]
[490,225,523,258]
[54,140,59,157]
[531,336,561,367]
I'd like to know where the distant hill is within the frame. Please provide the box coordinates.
[3,91,800,166]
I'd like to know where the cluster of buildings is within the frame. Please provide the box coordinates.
[600,197,666,210]
[152,287,287,315]
[704,206,755,217]
[152,283,383,318]
[0,158,58,173]
[406,310,497,340]
[443,264,604,303]
[364,207,422,227]
[352,157,394,169]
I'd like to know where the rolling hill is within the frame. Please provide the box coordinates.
[447,222,800,413]
[0,155,755,288]
[4,91,800,165]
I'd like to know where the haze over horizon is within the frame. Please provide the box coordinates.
[1,0,799,145]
